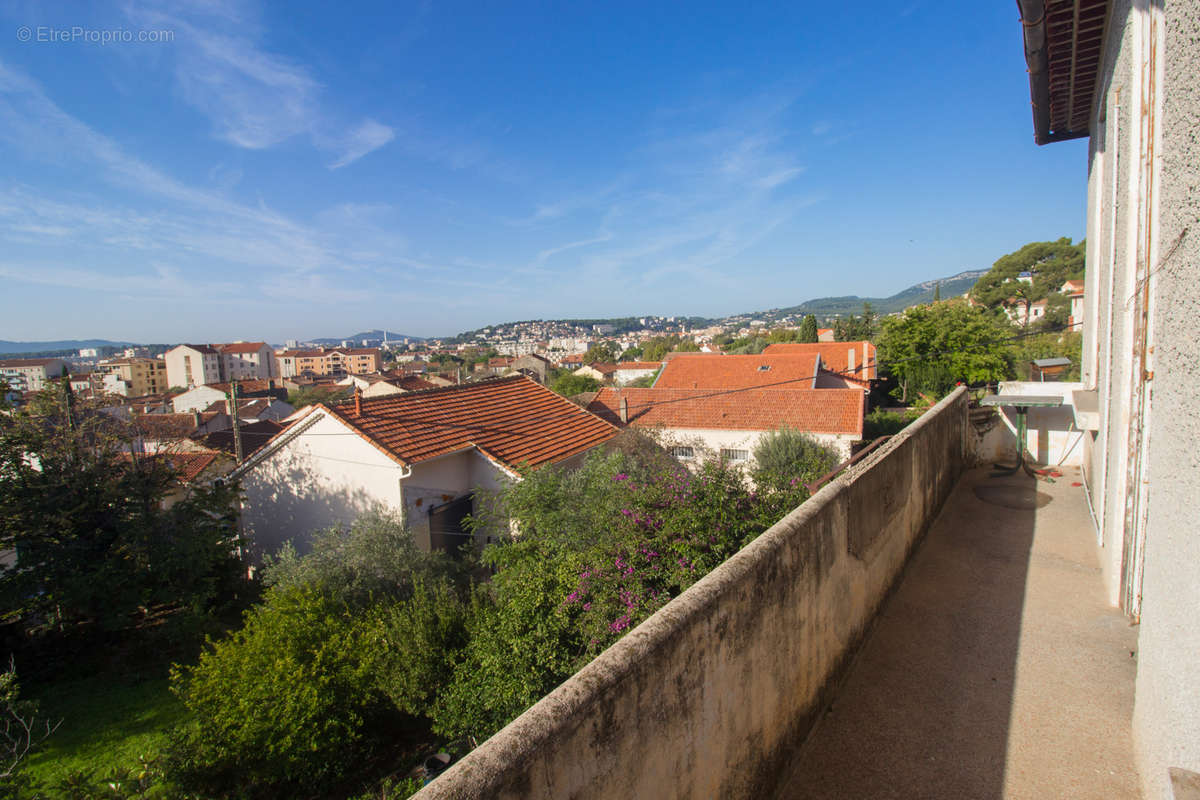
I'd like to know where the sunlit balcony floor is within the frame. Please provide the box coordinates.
[776,466,1140,799]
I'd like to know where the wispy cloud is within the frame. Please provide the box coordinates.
[122,0,395,165]
[329,119,396,169]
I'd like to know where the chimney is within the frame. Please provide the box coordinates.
[619,395,628,424]
[192,410,201,428]
[862,343,869,379]
[354,387,363,417]
[847,348,856,376]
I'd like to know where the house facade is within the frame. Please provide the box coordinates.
[275,347,382,378]
[1017,0,1200,795]
[587,386,865,463]
[234,376,618,560]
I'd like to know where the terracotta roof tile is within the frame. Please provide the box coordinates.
[195,419,287,457]
[588,387,864,437]
[758,342,877,379]
[216,341,268,354]
[322,375,618,468]
[134,412,222,440]
[654,353,823,389]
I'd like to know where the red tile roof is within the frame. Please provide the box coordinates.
[320,375,619,469]
[757,342,877,379]
[217,341,268,354]
[654,353,822,390]
[587,387,864,437]
[118,450,221,483]
[0,357,65,368]
[134,412,223,440]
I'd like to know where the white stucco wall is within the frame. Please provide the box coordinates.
[613,367,658,386]
[401,449,514,550]
[173,385,226,413]
[239,411,405,560]
[656,427,855,467]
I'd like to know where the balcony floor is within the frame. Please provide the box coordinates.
[777,466,1140,799]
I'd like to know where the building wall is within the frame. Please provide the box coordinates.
[411,389,967,800]
[655,426,855,465]
[239,411,405,560]
[165,346,222,388]
[613,367,658,386]
[1081,2,1200,797]
[1131,3,1200,798]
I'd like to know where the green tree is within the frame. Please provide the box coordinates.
[287,384,350,409]
[798,315,819,343]
[582,343,617,365]
[0,389,245,634]
[550,372,601,396]
[969,238,1085,312]
[833,302,877,342]
[675,339,700,352]
[876,299,1013,401]
[619,344,644,362]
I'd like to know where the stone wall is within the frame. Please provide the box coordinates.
[413,387,968,800]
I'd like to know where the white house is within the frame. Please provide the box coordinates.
[587,386,865,465]
[232,375,619,560]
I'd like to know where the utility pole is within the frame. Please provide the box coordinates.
[229,380,244,465]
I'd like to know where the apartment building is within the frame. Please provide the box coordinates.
[275,347,381,378]
[0,357,69,393]
[94,357,167,397]
[164,342,278,389]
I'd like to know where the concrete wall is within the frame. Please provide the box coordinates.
[1131,3,1200,797]
[412,388,967,800]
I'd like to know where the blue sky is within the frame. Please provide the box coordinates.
[0,1,1088,343]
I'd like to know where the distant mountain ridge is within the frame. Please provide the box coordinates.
[779,270,987,317]
[0,339,138,355]
[309,329,426,346]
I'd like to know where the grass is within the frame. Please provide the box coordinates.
[22,672,186,790]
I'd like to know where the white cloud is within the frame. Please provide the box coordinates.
[329,119,396,169]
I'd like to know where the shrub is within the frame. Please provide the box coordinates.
[261,509,466,607]
[167,586,392,797]
[751,427,839,491]
[863,408,919,439]
[371,579,472,718]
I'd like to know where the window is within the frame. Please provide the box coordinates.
[669,446,695,460]
[720,448,750,462]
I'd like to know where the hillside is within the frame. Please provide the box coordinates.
[779,270,987,317]
[310,329,426,346]
[0,339,138,356]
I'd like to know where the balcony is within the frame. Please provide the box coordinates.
[412,389,1141,799]
[775,466,1139,798]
